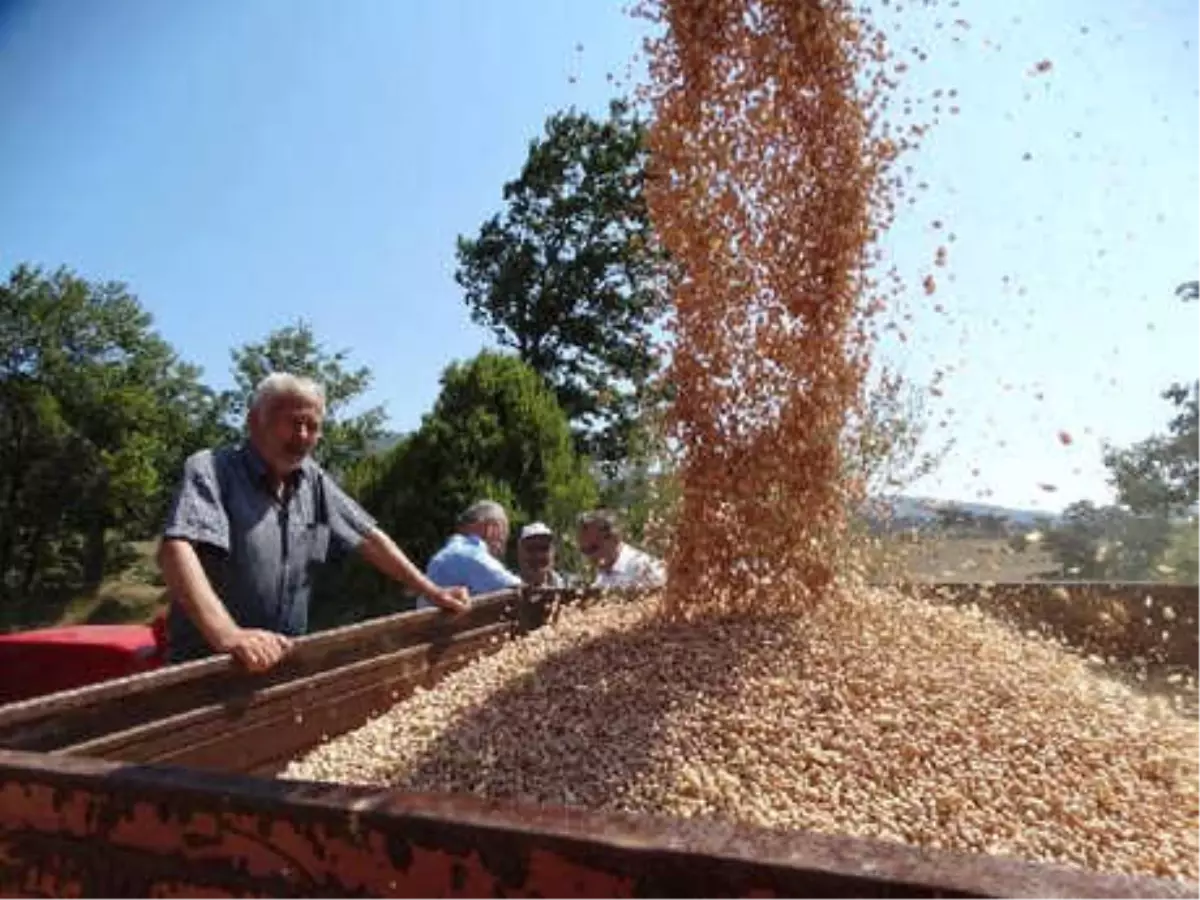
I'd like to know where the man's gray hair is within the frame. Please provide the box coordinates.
[458,500,509,527]
[577,508,622,539]
[250,373,326,417]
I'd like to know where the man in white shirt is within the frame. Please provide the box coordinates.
[576,509,666,590]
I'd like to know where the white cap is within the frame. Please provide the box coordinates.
[519,522,554,541]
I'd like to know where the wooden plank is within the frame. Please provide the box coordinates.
[0,747,1190,899]
[0,585,642,754]
[0,591,516,752]
[57,622,509,773]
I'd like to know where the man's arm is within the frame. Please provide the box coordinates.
[320,474,468,613]
[469,550,523,592]
[159,452,291,671]
[157,538,239,650]
[359,528,470,613]
[159,451,237,649]
[158,539,294,670]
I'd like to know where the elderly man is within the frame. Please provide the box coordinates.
[517,522,567,588]
[157,373,468,673]
[577,509,666,589]
[419,500,522,608]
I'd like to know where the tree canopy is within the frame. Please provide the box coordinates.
[454,99,668,468]
[1038,282,1198,583]
[1103,380,1198,519]
[1041,500,1172,581]
[0,265,224,626]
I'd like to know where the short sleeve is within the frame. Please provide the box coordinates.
[639,554,667,587]
[322,475,378,553]
[643,561,672,588]
[427,544,522,595]
[162,452,230,552]
[471,553,523,593]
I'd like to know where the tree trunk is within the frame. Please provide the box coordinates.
[0,418,27,602]
[82,517,108,590]
[20,525,45,598]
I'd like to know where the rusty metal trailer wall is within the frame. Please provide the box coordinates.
[912,581,1198,669]
[0,582,1196,898]
[1,748,1192,899]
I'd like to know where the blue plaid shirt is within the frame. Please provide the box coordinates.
[161,443,377,662]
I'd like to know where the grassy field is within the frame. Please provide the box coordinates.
[872,535,1058,583]
[55,541,166,628]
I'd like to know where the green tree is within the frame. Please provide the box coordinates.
[0,265,222,626]
[1042,500,1171,581]
[1103,380,1198,519]
[1158,520,1199,583]
[844,369,949,500]
[1042,282,1199,583]
[311,351,597,630]
[227,319,386,475]
[454,99,669,468]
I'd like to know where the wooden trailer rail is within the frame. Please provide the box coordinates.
[910,581,1198,669]
[0,582,1196,898]
[0,586,647,772]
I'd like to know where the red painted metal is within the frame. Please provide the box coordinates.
[0,619,165,705]
[0,748,1191,899]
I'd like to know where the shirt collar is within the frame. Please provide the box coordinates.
[602,542,629,573]
[240,442,308,491]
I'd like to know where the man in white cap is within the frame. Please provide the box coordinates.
[517,521,567,588]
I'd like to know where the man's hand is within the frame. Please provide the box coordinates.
[357,529,472,615]
[361,529,469,608]
[432,586,470,615]
[217,628,294,673]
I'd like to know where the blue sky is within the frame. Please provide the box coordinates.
[867,0,1198,511]
[1,0,1196,513]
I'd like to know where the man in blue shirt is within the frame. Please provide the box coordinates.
[419,501,522,608]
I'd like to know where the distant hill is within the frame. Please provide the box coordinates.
[363,440,1060,533]
[866,496,1061,532]
[366,431,406,456]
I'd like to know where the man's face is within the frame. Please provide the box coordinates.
[519,536,554,576]
[254,397,323,475]
[578,523,607,562]
[481,519,509,558]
